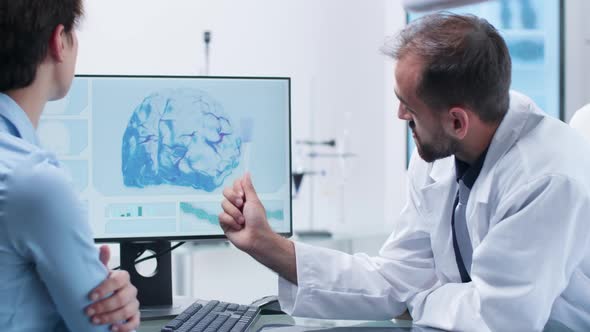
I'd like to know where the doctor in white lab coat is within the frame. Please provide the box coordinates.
[218,13,590,331]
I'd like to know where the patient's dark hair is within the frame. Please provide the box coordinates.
[382,13,511,123]
[0,0,84,92]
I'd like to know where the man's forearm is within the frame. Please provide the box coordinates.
[250,231,298,285]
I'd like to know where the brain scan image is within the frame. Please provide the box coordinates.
[41,76,291,239]
[122,89,242,192]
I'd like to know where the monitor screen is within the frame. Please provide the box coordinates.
[40,75,292,241]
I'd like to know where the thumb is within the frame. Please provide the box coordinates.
[242,173,260,202]
[99,245,111,267]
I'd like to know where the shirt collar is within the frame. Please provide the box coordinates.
[0,92,40,146]
[454,148,488,189]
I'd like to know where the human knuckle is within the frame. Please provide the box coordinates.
[101,312,114,322]
[228,207,238,217]
[124,305,134,317]
[129,301,139,314]
[111,296,123,309]
[93,288,104,298]
[128,314,140,327]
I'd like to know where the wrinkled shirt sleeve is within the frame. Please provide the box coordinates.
[4,156,111,332]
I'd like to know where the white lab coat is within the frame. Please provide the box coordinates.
[278,92,590,331]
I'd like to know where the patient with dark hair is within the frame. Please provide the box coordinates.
[0,1,140,331]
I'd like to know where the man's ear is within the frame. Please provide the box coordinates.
[447,106,469,140]
[48,24,67,63]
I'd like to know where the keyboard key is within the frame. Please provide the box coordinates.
[212,302,229,313]
[176,312,190,322]
[160,299,261,332]
[163,318,183,330]
[218,315,240,332]
[244,309,257,317]
[184,312,217,332]
[203,313,229,332]
[174,302,218,331]
[230,321,249,332]
[164,304,203,329]
[185,303,203,316]
[205,300,220,309]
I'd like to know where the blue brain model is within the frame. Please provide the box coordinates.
[122,89,241,192]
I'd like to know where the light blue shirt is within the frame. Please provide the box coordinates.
[0,93,110,331]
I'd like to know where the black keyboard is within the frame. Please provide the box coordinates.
[161,299,261,332]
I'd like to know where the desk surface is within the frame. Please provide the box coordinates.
[137,315,423,332]
[137,315,576,332]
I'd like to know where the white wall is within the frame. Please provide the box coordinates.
[77,0,408,236]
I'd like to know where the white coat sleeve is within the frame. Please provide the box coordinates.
[408,175,590,332]
[278,167,438,320]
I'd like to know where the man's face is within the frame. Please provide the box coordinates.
[394,56,457,163]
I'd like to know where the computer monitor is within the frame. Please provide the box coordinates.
[40,75,292,310]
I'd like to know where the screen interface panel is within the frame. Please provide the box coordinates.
[41,76,292,240]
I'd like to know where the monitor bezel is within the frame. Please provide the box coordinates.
[73,74,293,243]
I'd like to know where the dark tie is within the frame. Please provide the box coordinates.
[452,180,473,282]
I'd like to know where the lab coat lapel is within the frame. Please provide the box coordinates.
[469,91,537,207]
[420,158,463,281]
[419,157,455,215]
[420,91,539,281]
[467,91,540,247]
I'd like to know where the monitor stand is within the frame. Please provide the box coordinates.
[120,241,192,320]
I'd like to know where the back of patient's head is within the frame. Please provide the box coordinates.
[383,13,512,123]
[0,0,84,93]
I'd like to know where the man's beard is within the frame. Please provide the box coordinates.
[410,121,457,163]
